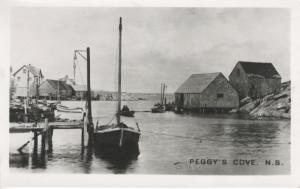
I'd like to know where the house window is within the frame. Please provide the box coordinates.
[217,93,224,98]
[17,76,20,81]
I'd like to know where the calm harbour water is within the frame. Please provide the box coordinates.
[10,100,290,175]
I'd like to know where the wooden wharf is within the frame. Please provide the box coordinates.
[10,121,84,133]
[10,118,86,154]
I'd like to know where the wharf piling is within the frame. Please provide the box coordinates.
[10,119,85,154]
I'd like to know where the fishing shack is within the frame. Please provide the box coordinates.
[38,79,74,100]
[229,61,281,99]
[70,84,88,100]
[175,72,239,112]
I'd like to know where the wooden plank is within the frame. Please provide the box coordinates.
[10,127,43,133]
[51,125,83,129]
[49,121,83,126]
[9,121,83,133]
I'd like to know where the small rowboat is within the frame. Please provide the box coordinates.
[56,104,83,113]
[120,110,135,117]
[151,104,165,113]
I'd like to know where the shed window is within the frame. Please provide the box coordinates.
[237,69,240,77]
[17,76,20,81]
[217,93,224,98]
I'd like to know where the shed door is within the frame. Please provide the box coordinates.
[180,94,184,106]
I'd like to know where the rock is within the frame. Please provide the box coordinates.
[239,99,260,113]
[240,96,251,106]
[280,81,291,91]
[229,109,238,113]
[273,92,288,101]
[276,102,289,111]
[263,94,274,101]
[239,81,291,119]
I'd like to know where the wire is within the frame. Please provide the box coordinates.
[74,55,85,86]
[106,115,116,125]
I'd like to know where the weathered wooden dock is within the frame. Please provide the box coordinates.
[10,121,83,133]
[10,118,86,154]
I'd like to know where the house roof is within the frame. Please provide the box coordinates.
[238,61,281,79]
[175,72,221,94]
[13,64,43,78]
[71,85,87,92]
[45,79,73,91]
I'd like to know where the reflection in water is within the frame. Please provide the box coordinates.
[10,144,140,174]
[93,145,139,174]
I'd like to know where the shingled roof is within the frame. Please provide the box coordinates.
[71,85,87,92]
[45,79,73,91]
[238,61,281,79]
[175,72,221,93]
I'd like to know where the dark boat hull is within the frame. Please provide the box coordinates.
[151,108,165,113]
[120,111,135,117]
[94,128,140,148]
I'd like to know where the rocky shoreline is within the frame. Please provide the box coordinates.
[235,81,291,119]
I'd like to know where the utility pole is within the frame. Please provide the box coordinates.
[86,47,92,124]
[86,47,93,146]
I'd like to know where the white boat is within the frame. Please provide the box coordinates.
[56,104,83,114]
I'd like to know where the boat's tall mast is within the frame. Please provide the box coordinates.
[25,66,29,114]
[73,55,76,85]
[162,83,165,106]
[160,83,163,105]
[117,17,122,125]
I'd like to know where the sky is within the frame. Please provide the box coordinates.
[10,7,290,93]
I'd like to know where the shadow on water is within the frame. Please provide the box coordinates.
[93,145,140,174]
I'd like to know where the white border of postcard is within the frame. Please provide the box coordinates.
[1,0,300,187]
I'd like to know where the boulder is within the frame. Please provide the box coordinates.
[229,109,238,113]
[239,81,291,119]
[240,96,251,106]
[273,92,289,101]
[239,99,260,113]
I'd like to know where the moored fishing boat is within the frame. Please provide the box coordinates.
[93,17,141,149]
[151,83,166,113]
[120,105,135,117]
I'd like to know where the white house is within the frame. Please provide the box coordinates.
[13,64,43,98]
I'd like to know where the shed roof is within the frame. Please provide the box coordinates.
[13,64,43,78]
[44,79,73,91]
[175,72,221,94]
[238,61,281,78]
[71,85,87,92]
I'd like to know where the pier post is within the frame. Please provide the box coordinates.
[33,131,38,154]
[28,132,32,169]
[86,47,94,147]
[81,126,84,147]
[41,118,49,154]
[48,127,53,153]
